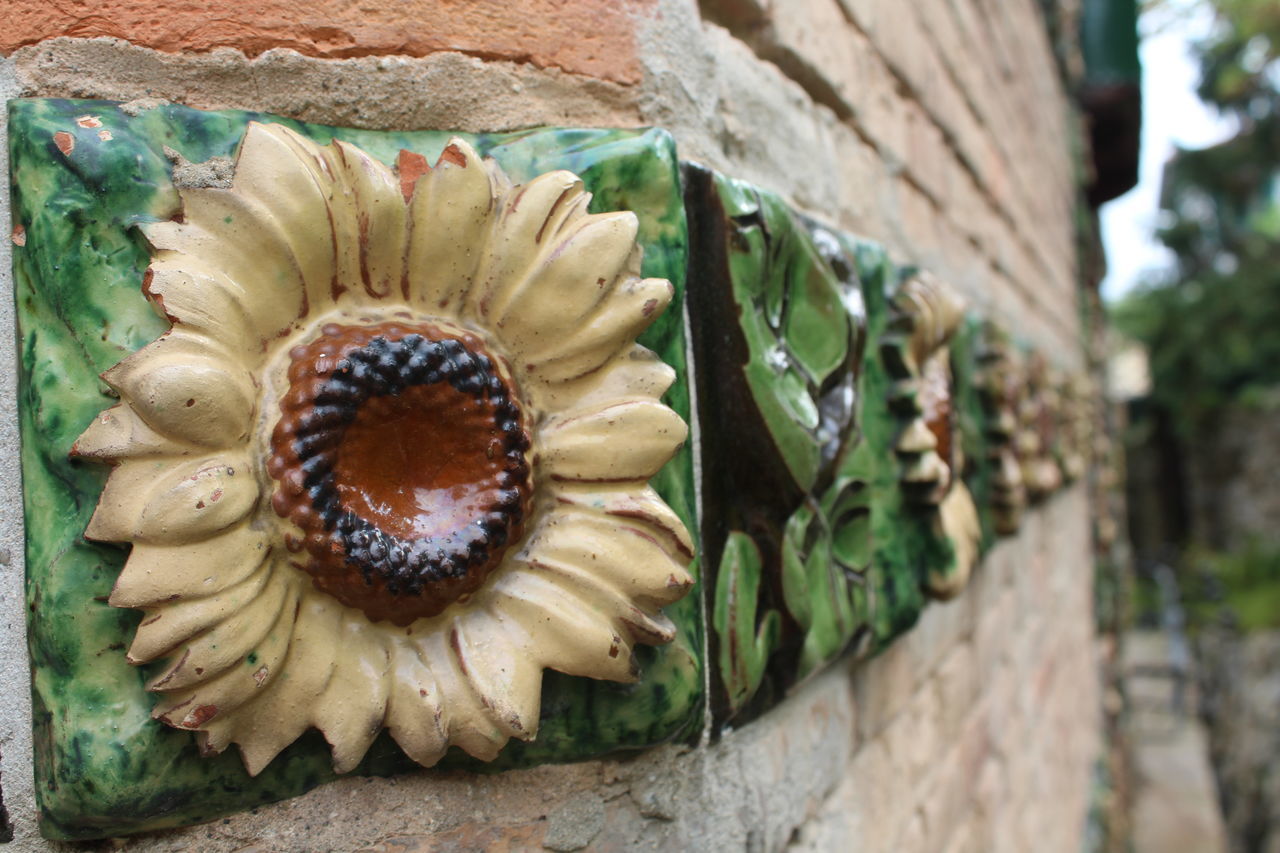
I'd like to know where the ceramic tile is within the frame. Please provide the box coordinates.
[10,98,702,839]
[684,165,882,727]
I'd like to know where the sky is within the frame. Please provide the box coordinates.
[1098,0,1238,302]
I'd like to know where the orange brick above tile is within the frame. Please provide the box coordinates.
[1,0,652,84]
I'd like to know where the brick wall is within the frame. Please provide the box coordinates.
[0,0,1101,848]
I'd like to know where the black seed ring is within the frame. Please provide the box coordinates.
[290,335,531,595]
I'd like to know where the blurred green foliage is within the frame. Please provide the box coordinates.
[1183,540,1280,631]
[1113,0,1280,438]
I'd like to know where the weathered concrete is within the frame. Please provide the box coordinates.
[1125,631,1229,853]
[1,53,37,850]
[9,38,639,133]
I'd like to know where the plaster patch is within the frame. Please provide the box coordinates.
[11,38,639,133]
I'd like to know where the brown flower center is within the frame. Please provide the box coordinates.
[268,321,532,625]
[919,354,954,470]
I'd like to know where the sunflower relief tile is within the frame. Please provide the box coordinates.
[878,272,982,599]
[11,99,701,839]
[953,319,1028,539]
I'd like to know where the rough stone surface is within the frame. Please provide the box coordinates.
[9,39,639,133]
[0,52,37,853]
[0,0,654,85]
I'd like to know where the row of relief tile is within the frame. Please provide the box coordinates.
[684,165,1094,728]
[8,99,1094,838]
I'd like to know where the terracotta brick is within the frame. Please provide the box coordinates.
[0,0,654,84]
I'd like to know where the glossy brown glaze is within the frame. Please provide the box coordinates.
[919,355,954,470]
[268,320,532,625]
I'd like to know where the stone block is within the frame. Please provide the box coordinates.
[894,809,929,853]
[882,680,941,789]
[934,642,979,742]
[852,639,917,740]
[917,710,990,852]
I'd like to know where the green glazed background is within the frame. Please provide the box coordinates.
[9,98,701,840]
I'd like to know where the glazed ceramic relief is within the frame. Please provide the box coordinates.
[13,97,1093,841]
[956,320,1029,538]
[1056,373,1094,484]
[878,273,982,599]
[11,99,702,839]
[1018,351,1067,501]
[683,165,874,725]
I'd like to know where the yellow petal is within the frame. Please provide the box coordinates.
[487,571,639,682]
[525,277,674,385]
[227,123,345,310]
[553,483,695,561]
[72,404,191,461]
[895,418,938,454]
[514,553,679,647]
[147,582,294,732]
[330,139,407,300]
[450,610,543,741]
[111,352,255,449]
[490,212,640,364]
[533,346,675,416]
[146,570,296,691]
[145,193,308,344]
[414,627,507,762]
[127,561,272,662]
[109,523,271,607]
[384,641,449,767]
[128,454,257,546]
[465,170,587,322]
[202,591,345,775]
[100,329,228,391]
[84,457,171,542]
[523,507,693,610]
[541,399,687,483]
[929,483,982,600]
[404,139,499,312]
[144,256,257,354]
[312,612,391,773]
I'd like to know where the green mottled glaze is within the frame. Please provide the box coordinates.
[951,316,1002,551]
[712,532,782,711]
[685,166,875,725]
[843,240,930,643]
[10,98,701,840]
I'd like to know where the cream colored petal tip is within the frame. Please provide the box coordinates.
[73,122,694,776]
